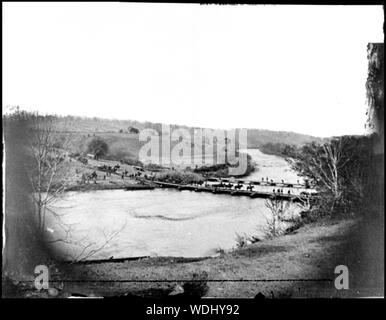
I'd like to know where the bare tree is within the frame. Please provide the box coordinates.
[264,196,289,238]
[69,221,127,262]
[25,114,75,233]
[285,137,357,210]
[23,114,127,262]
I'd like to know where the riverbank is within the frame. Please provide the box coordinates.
[62,150,259,193]
[62,156,157,192]
[40,213,382,298]
[65,180,154,192]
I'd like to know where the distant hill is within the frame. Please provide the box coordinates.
[49,115,323,164]
[53,115,322,148]
[245,128,322,148]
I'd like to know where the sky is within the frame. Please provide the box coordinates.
[2,3,384,137]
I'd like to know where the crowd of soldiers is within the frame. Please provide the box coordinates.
[189,178,298,194]
[77,162,145,185]
[99,164,120,176]
[76,163,301,196]
[273,188,291,194]
[79,171,98,184]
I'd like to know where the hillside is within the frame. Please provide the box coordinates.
[246,128,322,148]
[51,115,322,163]
[55,115,321,140]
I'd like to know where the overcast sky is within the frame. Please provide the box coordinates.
[3,3,384,137]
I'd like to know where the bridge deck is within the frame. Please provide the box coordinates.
[151,181,317,203]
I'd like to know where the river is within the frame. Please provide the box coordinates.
[47,149,304,260]
[239,148,303,184]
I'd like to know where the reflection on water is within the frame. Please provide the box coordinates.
[47,149,303,259]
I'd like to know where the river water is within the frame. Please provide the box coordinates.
[239,148,303,184]
[48,149,304,260]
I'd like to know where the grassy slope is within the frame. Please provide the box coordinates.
[49,215,383,298]
[68,132,141,162]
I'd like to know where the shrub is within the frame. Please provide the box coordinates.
[128,126,140,134]
[263,197,289,238]
[182,272,209,297]
[155,171,204,184]
[87,137,108,159]
[235,232,261,249]
[235,232,249,248]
